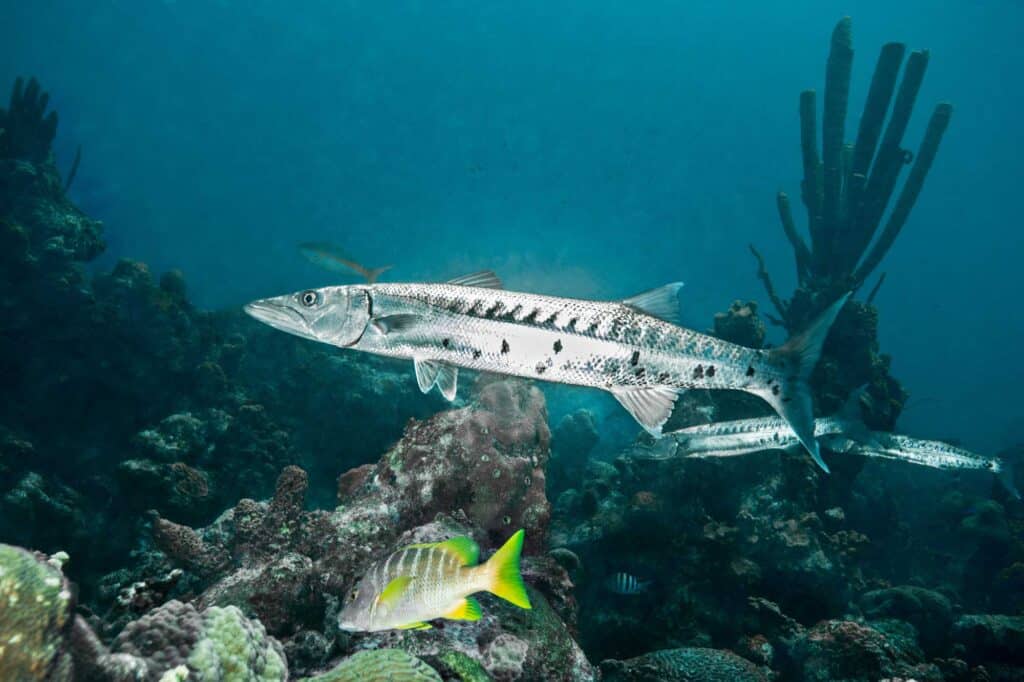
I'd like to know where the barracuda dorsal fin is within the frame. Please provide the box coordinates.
[448,270,503,289]
[377,575,414,608]
[623,282,684,324]
[413,359,459,401]
[610,385,681,437]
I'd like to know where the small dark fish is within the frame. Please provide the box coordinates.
[299,241,393,283]
[605,572,650,595]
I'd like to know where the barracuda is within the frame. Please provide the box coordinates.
[658,390,1020,498]
[244,271,848,471]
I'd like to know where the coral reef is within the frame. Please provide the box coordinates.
[0,35,1018,682]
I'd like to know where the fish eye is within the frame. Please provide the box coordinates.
[349,588,358,600]
[300,290,320,308]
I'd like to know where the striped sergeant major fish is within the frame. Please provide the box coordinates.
[605,572,651,595]
[338,530,530,632]
[244,271,849,472]
[660,388,1020,498]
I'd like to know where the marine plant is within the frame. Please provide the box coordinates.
[0,77,58,163]
[751,17,952,331]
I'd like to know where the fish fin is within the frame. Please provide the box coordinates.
[444,597,482,621]
[373,314,422,335]
[414,359,458,400]
[377,576,414,608]
[610,385,681,437]
[838,384,870,422]
[434,364,458,401]
[995,459,1021,500]
[434,536,480,565]
[819,435,859,454]
[448,270,503,289]
[414,358,440,393]
[482,529,531,609]
[366,264,394,283]
[761,293,850,473]
[397,621,432,630]
[623,282,684,325]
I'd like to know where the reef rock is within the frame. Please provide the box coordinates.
[599,646,772,681]
[0,545,75,681]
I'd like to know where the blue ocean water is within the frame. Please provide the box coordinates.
[2,2,1023,679]
[4,1,1020,453]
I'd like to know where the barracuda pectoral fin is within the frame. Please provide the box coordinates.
[372,314,422,334]
[448,270,503,289]
[611,385,681,437]
[413,358,459,401]
[623,282,684,324]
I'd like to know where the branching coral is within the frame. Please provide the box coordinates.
[0,77,58,163]
[753,18,952,330]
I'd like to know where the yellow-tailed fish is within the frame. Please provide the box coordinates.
[299,241,393,283]
[338,529,531,632]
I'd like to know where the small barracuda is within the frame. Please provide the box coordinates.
[298,241,393,283]
[660,390,1020,498]
[338,530,530,632]
[244,271,849,472]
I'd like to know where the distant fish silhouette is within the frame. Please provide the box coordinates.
[605,572,651,595]
[299,242,393,283]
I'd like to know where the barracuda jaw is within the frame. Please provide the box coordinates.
[243,299,317,341]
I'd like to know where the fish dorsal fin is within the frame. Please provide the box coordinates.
[414,359,459,401]
[405,536,480,566]
[373,314,421,335]
[444,596,482,621]
[435,536,480,565]
[623,282,684,324]
[377,575,414,608]
[448,270,503,289]
[838,385,870,421]
[610,385,681,437]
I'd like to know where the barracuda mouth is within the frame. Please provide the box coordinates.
[243,300,316,340]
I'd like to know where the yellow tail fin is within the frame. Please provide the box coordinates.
[483,529,531,609]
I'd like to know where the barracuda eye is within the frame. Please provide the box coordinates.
[300,290,320,307]
[348,588,358,601]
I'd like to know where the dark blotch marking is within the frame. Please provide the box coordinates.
[772,385,781,396]
[442,338,450,348]
[746,366,756,377]
[781,397,792,403]
[472,349,482,359]
[634,367,646,379]
[543,311,559,325]
[658,371,670,382]
[501,339,510,354]
[553,340,563,353]
[706,366,716,378]
[535,363,546,375]
[566,317,579,331]
[522,308,540,323]
[484,302,503,318]
[630,350,640,366]
[693,365,704,380]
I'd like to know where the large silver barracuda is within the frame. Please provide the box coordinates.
[244,271,848,471]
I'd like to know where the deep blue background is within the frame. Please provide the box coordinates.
[3,1,1021,453]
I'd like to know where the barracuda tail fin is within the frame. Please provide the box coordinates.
[482,529,531,610]
[996,459,1021,500]
[761,293,851,474]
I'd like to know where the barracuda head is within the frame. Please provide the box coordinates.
[244,285,371,347]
